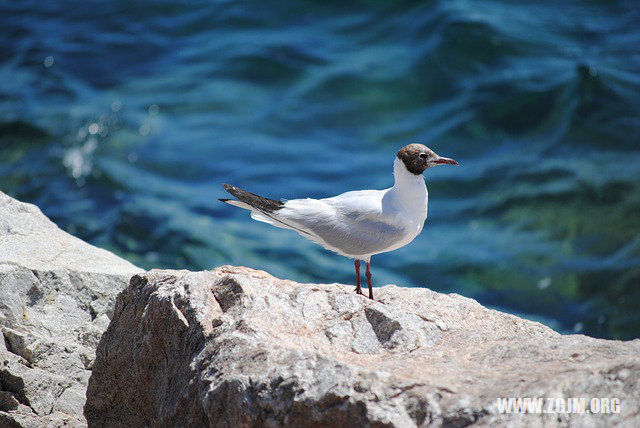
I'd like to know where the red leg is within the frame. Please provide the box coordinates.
[366,261,373,300]
[354,259,363,295]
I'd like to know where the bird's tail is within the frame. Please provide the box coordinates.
[219,183,317,238]
[219,183,284,213]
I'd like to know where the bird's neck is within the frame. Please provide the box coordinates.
[392,157,426,191]
[390,157,428,209]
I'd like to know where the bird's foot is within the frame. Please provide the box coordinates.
[367,293,385,304]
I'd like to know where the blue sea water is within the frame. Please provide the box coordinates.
[1,0,639,339]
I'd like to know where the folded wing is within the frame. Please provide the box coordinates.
[221,185,407,258]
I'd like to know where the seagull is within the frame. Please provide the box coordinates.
[219,143,458,300]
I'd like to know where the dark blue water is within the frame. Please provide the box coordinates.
[2,0,639,340]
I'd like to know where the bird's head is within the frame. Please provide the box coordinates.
[397,143,458,175]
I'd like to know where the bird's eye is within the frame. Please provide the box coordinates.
[419,153,427,159]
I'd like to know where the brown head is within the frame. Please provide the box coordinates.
[396,143,459,175]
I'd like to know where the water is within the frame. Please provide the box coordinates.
[2,0,639,340]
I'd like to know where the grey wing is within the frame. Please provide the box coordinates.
[278,198,407,257]
[312,210,407,256]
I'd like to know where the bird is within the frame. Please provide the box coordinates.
[219,143,458,300]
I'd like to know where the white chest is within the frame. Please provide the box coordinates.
[383,163,429,243]
[398,187,428,235]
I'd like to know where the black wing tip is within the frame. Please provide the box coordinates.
[219,198,231,203]
[222,183,242,200]
[219,183,284,213]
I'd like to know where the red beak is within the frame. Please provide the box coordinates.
[433,156,459,166]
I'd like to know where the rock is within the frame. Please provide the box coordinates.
[85,266,640,427]
[0,191,142,427]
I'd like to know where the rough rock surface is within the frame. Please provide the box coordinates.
[0,191,142,427]
[86,266,640,427]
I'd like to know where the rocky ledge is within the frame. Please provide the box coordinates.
[86,267,639,427]
[0,191,142,427]
[1,190,639,427]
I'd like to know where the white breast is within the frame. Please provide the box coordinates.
[378,158,429,252]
